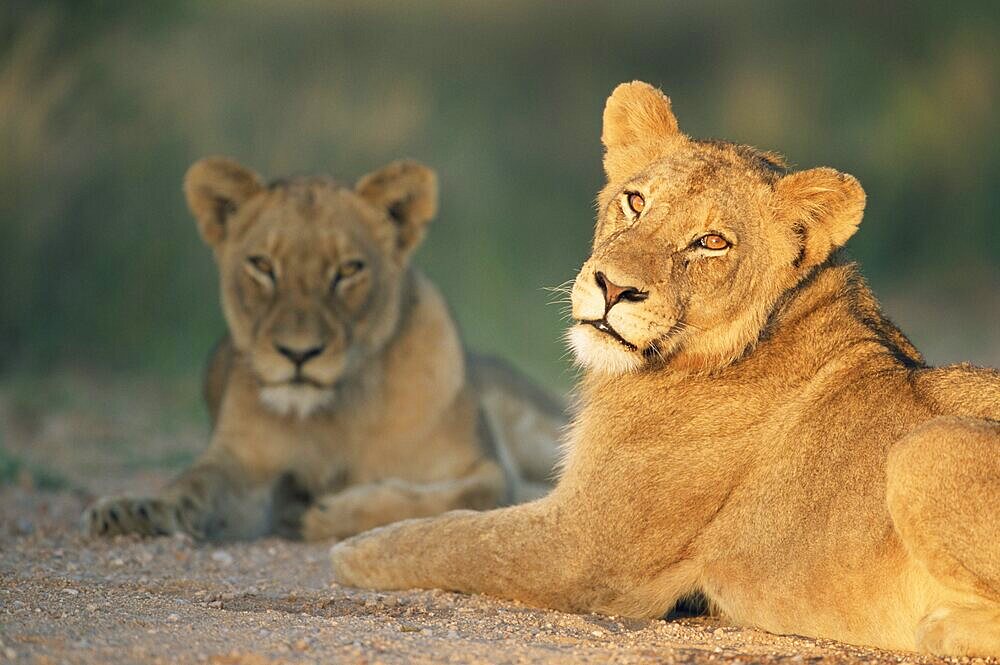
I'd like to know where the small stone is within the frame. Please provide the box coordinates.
[591,630,604,637]
[62,588,79,596]
[166,613,180,622]
[211,550,234,566]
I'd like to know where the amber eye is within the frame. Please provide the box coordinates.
[247,255,275,279]
[626,192,645,215]
[698,234,730,251]
[332,259,366,288]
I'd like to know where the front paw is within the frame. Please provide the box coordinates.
[329,531,382,587]
[300,488,377,542]
[82,495,207,539]
[300,496,353,542]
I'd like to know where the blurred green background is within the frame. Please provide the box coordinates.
[1,0,997,404]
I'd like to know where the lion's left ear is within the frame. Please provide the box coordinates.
[356,160,438,260]
[775,167,866,272]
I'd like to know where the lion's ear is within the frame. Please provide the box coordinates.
[776,167,866,272]
[184,157,263,246]
[602,81,680,180]
[356,160,438,260]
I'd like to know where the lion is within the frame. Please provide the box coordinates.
[329,82,1000,656]
[82,157,564,542]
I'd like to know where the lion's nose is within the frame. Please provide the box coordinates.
[275,343,325,367]
[595,271,647,311]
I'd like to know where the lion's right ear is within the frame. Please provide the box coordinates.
[602,81,681,181]
[184,157,263,246]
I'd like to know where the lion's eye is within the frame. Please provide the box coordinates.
[697,234,730,251]
[247,255,275,280]
[332,259,366,288]
[626,192,645,215]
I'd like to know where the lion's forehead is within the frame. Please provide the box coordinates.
[642,144,780,196]
[238,192,386,259]
[624,148,775,234]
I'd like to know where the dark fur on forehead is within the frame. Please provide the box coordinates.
[267,175,344,191]
[694,139,788,184]
[266,176,348,216]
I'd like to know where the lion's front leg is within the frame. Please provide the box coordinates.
[301,460,505,541]
[330,499,607,613]
[83,457,272,541]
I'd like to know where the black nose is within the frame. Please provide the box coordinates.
[595,271,647,311]
[275,344,325,366]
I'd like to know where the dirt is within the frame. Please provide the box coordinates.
[0,375,993,664]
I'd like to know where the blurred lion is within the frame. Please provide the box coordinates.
[83,157,563,541]
[330,82,1000,656]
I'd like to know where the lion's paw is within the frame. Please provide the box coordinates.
[329,538,364,586]
[81,495,207,539]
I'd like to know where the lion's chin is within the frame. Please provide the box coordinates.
[568,325,644,375]
[259,384,336,419]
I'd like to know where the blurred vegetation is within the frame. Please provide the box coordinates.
[1,0,998,392]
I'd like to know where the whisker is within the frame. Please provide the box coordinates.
[542,277,576,289]
[541,278,575,294]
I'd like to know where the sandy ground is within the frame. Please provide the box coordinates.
[0,375,995,664]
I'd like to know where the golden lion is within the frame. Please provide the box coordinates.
[330,82,1000,656]
[83,157,563,541]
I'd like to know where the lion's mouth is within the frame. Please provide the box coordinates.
[260,374,330,390]
[290,374,326,388]
[579,319,638,352]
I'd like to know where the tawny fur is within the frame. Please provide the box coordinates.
[82,157,563,542]
[330,82,1000,657]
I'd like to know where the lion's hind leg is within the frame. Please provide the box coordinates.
[886,416,1000,656]
[915,605,1000,657]
[300,460,505,541]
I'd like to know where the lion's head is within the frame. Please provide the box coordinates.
[569,81,866,375]
[185,157,437,417]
